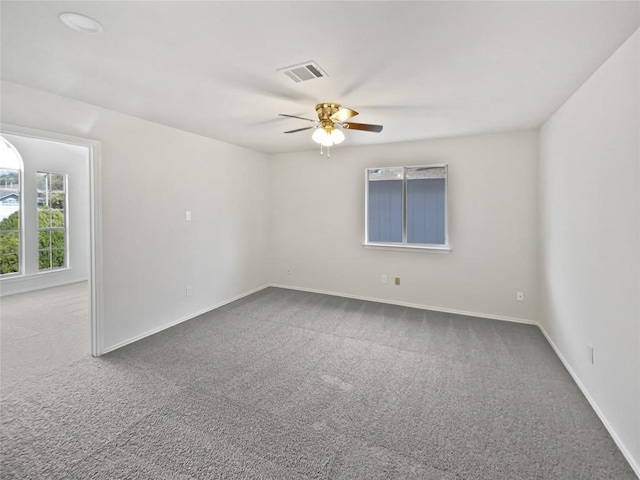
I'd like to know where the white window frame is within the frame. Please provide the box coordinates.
[364,164,451,253]
[37,171,69,271]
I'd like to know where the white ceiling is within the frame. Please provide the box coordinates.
[1,1,638,154]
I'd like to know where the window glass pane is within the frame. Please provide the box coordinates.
[0,253,19,275]
[406,167,446,245]
[50,173,65,192]
[407,177,446,244]
[367,167,403,243]
[0,141,22,170]
[368,166,403,182]
[37,172,47,208]
[39,249,51,270]
[51,230,64,248]
[51,192,65,210]
[36,171,47,191]
[51,209,65,227]
[0,169,20,231]
[52,249,65,268]
[39,230,51,250]
[0,210,19,231]
[405,166,446,180]
[0,169,19,186]
[0,232,19,254]
[38,208,52,228]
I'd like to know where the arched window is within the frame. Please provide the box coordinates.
[0,137,24,275]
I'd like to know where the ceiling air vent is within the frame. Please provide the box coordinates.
[277,61,327,83]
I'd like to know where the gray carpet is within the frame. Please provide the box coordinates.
[0,281,89,389]
[1,287,635,479]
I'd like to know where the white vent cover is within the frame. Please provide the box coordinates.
[277,61,327,83]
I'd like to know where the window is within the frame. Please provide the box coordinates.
[0,139,23,275]
[37,172,67,270]
[365,165,449,250]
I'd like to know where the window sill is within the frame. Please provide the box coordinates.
[0,271,22,279]
[363,243,452,254]
[37,266,70,275]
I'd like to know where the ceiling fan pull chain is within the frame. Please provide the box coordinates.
[327,145,331,158]
[319,145,323,155]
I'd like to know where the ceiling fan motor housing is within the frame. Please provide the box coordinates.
[316,103,341,131]
[315,103,341,120]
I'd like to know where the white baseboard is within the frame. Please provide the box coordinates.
[269,283,538,325]
[538,324,640,478]
[102,284,270,354]
[0,276,88,297]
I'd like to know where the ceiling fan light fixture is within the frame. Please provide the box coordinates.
[312,127,345,146]
[331,128,345,145]
[312,128,328,144]
[312,128,334,146]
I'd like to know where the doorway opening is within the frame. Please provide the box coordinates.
[0,124,102,360]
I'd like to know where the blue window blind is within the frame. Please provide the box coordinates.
[367,179,403,242]
[407,178,446,244]
[366,165,447,247]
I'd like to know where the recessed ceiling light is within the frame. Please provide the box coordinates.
[59,12,103,34]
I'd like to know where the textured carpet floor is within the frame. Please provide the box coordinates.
[1,287,635,479]
[1,281,89,389]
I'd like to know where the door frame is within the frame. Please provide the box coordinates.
[1,123,104,356]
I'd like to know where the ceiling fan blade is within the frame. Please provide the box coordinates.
[284,126,315,134]
[278,113,316,122]
[330,107,358,122]
[343,122,383,133]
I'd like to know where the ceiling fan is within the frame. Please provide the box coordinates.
[279,103,383,155]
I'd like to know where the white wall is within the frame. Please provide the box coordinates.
[1,80,270,352]
[0,133,90,295]
[539,30,639,473]
[269,130,539,322]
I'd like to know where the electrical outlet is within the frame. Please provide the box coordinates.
[287,269,292,275]
[587,344,594,364]
[516,291,524,301]
[381,274,387,284]
[185,210,192,221]
[394,277,400,286]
